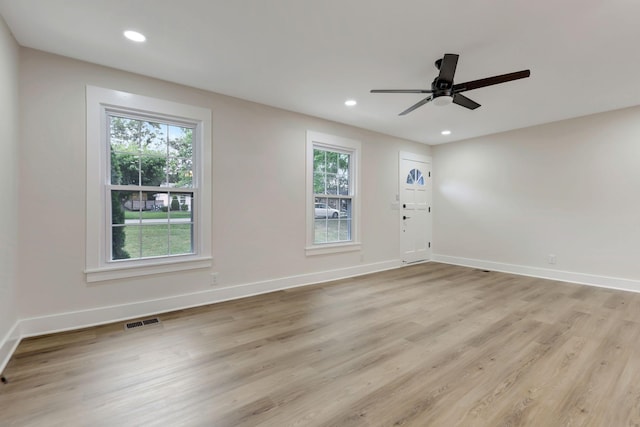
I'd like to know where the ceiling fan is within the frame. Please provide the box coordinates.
[371,54,530,115]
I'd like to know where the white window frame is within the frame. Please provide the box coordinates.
[305,131,361,255]
[85,86,212,282]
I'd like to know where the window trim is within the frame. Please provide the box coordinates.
[85,86,212,282]
[305,131,361,256]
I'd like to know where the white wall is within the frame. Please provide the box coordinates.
[17,49,430,332]
[432,107,640,287]
[0,16,19,369]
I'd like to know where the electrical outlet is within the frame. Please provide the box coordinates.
[547,254,556,265]
[210,272,219,286]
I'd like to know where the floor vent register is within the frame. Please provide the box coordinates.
[124,317,161,331]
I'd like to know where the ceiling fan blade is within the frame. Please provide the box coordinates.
[399,96,433,116]
[371,89,433,94]
[452,93,481,110]
[438,54,459,83]
[453,69,530,92]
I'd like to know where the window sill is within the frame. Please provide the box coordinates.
[85,256,212,283]
[305,242,361,256]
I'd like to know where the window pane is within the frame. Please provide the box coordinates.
[110,116,141,153]
[169,193,194,220]
[338,178,349,196]
[112,190,140,225]
[168,125,193,158]
[313,197,350,244]
[111,152,139,185]
[110,191,196,260]
[340,199,352,219]
[150,192,169,213]
[313,149,351,198]
[338,153,350,176]
[170,224,194,255]
[141,122,167,155]
[339,219,351,241]
[313,172,326,194]
[130,191,152,212]
[113,225,138,260]
[327,151,338,173]
[314,219,328,244]
[326,174,338,195]
[314,197,341,218]
[166,157,193,188]
[313,149,326,173]
[140,155,167,186]
[140,225,169,258]
[168,193,182,215]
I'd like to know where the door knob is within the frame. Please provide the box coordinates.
[403,215,411,220]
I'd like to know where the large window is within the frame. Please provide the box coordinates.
[109,115,195,260]
[86,86,212,282]
[313,148,352,243]
[306,131,361,255]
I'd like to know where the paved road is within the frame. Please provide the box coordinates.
[124,218,191,224]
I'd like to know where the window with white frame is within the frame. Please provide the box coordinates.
[108,114,195,260]
[306,131,361,255]
[86,86,212,282]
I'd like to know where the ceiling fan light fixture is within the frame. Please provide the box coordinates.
[344,99,357,107]
[124,30,146,42]
[433,95,453,107]
[441,130,451,135]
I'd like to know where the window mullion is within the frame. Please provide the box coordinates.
[108,184,195,194]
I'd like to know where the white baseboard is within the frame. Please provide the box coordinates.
[432,254,640,293]
[18,259,403,339]
[0,321,21,374]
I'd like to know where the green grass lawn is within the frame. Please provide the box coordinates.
[314,219,351,243]
[115,217,347,259]
[119,224,193,258]
[124,210,192,220]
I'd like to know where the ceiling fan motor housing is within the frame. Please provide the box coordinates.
[434,78,452,91]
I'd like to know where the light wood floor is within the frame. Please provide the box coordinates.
[2,262,640,426]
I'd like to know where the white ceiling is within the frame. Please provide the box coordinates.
[2,0,640,144]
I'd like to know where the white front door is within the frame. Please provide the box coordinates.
[399,152,431,263]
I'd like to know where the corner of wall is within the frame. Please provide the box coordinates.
[0,13,21,374]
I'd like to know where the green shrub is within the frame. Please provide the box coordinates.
[171,196,180,211]
[111,192,130,260]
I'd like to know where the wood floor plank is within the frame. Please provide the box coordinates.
[2,262,640,426]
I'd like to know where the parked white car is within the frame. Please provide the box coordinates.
[315,203,340,218]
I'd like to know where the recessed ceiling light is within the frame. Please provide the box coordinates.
[124,30,146,42]
[441,130,451,135]
[345,99,357,107]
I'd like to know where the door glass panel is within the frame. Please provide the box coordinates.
[406,169,415,184]
[407,168,425,186]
